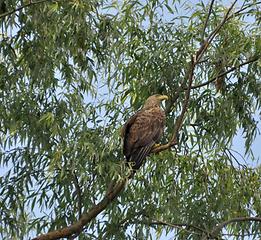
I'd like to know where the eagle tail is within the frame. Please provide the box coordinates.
[129,141,155,171]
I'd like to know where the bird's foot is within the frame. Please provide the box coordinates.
[152,143,161,149]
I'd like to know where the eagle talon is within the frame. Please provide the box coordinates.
[152,143,161,149]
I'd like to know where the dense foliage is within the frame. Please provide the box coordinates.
[0,0,260,239]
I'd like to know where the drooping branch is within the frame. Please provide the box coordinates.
[0,0,55,19]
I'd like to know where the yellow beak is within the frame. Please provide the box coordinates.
[157,95,169,101]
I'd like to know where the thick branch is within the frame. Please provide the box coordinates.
[0,0,55,19]
[190,56,260,89]
[32,179,126,240]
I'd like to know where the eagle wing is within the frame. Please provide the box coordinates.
[122,107,165,170]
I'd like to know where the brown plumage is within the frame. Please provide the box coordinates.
[121,94,168,173]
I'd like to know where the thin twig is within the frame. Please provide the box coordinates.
[229,149,248,165]
[118,219,208,236]
[229,1,261,20]
[210,216,261,238]
[0,0,55,19]
[149,220,209,235]
[222,232,261,237]
[71,171,83,219]
[201,0,215,43]
[196,0,238,62]
[190,56,260,89]
[225,148,247,168]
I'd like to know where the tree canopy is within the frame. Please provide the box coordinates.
[0,0,260,239]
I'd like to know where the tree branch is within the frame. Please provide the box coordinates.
[149,217,261,240]
[134,217,261,239]
[152,55,195,153]
[210,216,261,238]
[149,219,208,236]
[126,219,204,236]
[71,171,83,219]
[0,0,55,19]
[201,0,215,43]
[190,56,260,89]
[196,0,238,61]
[153,1,239,154]
[229,1,261,20]
[32,179,127,240]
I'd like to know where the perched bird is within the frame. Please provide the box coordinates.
[121,94,168,174]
